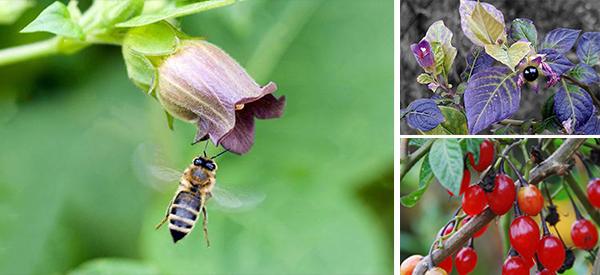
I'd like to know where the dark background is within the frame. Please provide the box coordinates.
[400,0,600,134]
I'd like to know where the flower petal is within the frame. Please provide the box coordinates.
[219,107,255,154]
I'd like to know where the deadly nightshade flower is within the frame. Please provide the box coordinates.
[410,40,435,71]
[157,40,286,154]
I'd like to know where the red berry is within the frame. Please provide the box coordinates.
[400,255,422,275]
[571,219,598,250]
[460,216,488,238]
[587,178,600,208]
[502,255,529,275]
[438,256,452,274]
[443,223,454,236]
[486,173,516,215]
[467,140,494,172]
[536,269,556,275]
[509,216,540,258]
[448,169,471,196]
[455,247,477,275]
[462,185,488,216]
[517,185,544,216]
[537,235,565,271]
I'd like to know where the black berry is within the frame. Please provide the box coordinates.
[523,66,539,82]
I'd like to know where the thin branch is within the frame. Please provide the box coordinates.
[564,173,600,226]
[400,139,434,180]
[412,139,586,275]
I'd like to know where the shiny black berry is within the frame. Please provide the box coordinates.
[523,66,539,82]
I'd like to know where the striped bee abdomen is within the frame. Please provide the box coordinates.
[168,191,201,243]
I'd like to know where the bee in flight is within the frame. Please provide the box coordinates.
[136,144,264,247]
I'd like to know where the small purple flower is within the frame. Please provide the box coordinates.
[410,40,434,70]
[157,40,286,154]
[540,61,560,87]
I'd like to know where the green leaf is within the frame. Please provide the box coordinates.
[122,46,157,93]
[68,258,159,275]
[431,42,446,78]
[416,74,433,84]
[429,139,463,196]
[465,138,483,164]
[0,0,34,25]
[123,21,179,56]
[485,41,531,70]
[425,20,457,75]
[425,20,457,74]
[401,154,433,207]
[422,106,468,135]
[116,0,237,28]
[465,2,507,46]
[409,138,427,147]
[510,18,537,47]
[21,1,84,39]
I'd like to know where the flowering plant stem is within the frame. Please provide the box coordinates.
[0,38,71,67]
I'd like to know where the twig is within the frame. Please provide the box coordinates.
[400,139,434,180]
[564,173,600,226]
[412,139,586,275]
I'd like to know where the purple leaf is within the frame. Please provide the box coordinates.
[567,63,600,85]
[464,66,521,134]
[576,107,600,134]
[576,32,600,66]
[538,48,574,76]
[461,47,495,81]
[403,99,445,131]
[541,28,581,54]
[554,82,593,131]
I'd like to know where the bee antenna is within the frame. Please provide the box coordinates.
[202,141,209,158]
[211,150,228,159]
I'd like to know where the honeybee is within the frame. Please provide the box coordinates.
[134,144,264,247]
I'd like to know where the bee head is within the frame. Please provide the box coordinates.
[193,157,217,171]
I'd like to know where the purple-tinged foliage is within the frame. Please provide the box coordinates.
[403,99,445,131]
[510,18,537,46]
[554,82,593,132]
[464,66,521,134]
[461,47,495,81]
[568,63,600,85]
[541,28,581,54]
[576,108,600,134]
[576,32,600,66]
[410,40,435,69]
[538,49,574,76]
[459,0,506,47]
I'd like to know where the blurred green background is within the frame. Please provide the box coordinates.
[0,0,393,274]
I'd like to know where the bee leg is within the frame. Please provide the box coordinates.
[155,201,173,229]
[201,206,210,247]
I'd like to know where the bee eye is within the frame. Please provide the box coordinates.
[205,162,215,171]
[193,158,203,166]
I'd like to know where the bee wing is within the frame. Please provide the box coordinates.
[132,143,182,190]
[210,186,265,211]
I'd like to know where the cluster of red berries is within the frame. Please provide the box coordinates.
[401,140,600,275]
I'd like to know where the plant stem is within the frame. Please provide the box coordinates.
[565,173,600,226]
[400,139,434,180]
[0,38,63,67]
